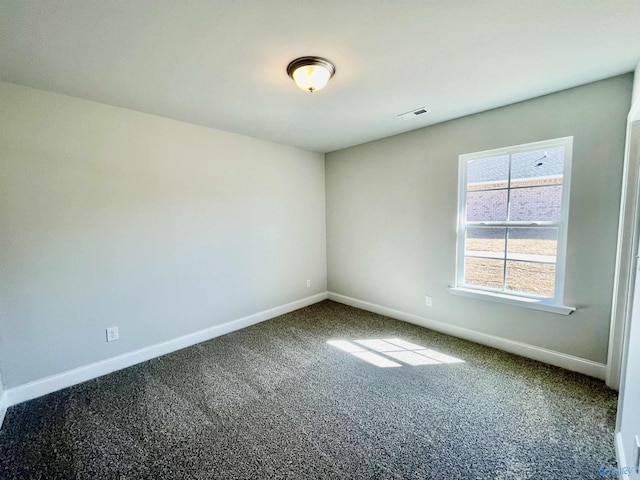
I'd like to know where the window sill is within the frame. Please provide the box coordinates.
[448,287,575,315]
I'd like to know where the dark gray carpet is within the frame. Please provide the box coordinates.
[0,300,617,479]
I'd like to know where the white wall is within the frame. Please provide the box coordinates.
[326,75,632,365]
[0,81,327,388]
[617,172,640,475]
[615,61,640,478]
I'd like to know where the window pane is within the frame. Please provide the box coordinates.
[511,147,564,188]
[466,155,509,191]
[506,228,558,262]
[508,185,563,222]
[464,257,504,290]
[466,227,506,258]
[466,190,508,221]
[505,261,555,297]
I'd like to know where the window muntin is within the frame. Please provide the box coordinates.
[456,138,572,304]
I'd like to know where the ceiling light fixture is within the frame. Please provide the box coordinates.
[287,56,336,93]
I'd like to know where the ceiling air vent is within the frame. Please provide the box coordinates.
[398,107,430,120]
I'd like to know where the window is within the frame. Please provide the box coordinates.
[452,137,574,314]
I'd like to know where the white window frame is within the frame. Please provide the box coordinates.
[450,137,575,315]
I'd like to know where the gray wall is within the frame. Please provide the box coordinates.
[633,60,640,105]
[326,75,632,364]
[0,81,327,388]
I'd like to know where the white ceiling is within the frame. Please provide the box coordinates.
[1,1,640,153]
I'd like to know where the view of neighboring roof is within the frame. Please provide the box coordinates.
[468,147,565,184]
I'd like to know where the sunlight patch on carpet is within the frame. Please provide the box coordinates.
[327,338,464,367]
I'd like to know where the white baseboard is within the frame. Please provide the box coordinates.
[2,292,328,410]
[0,393,7,430]
[615,432,631,478]
[328,292,607,380]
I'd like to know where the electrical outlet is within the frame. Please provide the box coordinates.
[106,326,119,342]
[425,296,433,307]
[306,279,311,288]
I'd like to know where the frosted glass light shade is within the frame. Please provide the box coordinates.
[287,57,335,93]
